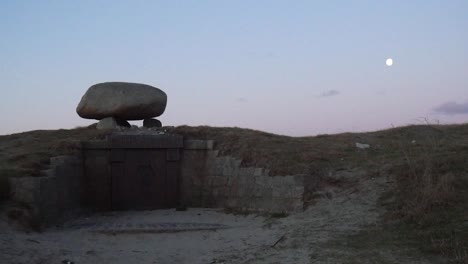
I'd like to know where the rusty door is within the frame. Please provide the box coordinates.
[111,149,169,210]
[83,134,182,211]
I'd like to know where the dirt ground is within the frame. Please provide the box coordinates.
[0,169,443,264]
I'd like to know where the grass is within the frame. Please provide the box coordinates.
[171,123,468,263]
[169,125,380,175]
[0,127,109,201]
[1,123,467,261]
[379,124,468,263]
[317,225,442,264]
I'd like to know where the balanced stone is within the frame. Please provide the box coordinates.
[76,82,167,120]
[143,118,162,128]
[96,117,131,130]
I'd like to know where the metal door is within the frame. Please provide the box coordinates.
[82,134,182,211]
[111,149,168,210]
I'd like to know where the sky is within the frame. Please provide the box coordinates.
[1,0,467,136]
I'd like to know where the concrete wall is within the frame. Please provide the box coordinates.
[180,140,304,214]
[9,137,305,228]
[9,155,83,226]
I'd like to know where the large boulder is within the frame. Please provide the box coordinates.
[76,82,167,120]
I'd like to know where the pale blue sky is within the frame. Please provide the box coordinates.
[1,0,467,136]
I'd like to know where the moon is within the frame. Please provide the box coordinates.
[386,58,393,66]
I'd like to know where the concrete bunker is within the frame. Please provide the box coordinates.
[10,132,305,227]
[9,82,304,227]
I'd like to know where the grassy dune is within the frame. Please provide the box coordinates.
[1,124,467,261]
[172,124,468,262]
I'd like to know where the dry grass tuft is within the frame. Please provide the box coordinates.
[380,123,468,262]
[1,123,468,261]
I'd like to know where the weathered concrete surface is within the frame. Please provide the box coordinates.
[8,137,303,228]
[183,139,214,150]
[9,155,83,226]
[76,82,167,120]
[180,140,304,213]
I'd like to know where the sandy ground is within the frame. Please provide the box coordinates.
[0,170,441,264]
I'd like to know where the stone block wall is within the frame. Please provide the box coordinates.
[180,140,304,213]
[9,155,83,226]
[8,137,305,228]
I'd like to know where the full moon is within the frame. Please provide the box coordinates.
[386,58,393,66]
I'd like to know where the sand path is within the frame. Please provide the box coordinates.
[0,169,439,264]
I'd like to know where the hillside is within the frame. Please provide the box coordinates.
[0,124,467,262]
[0,127,110,200]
